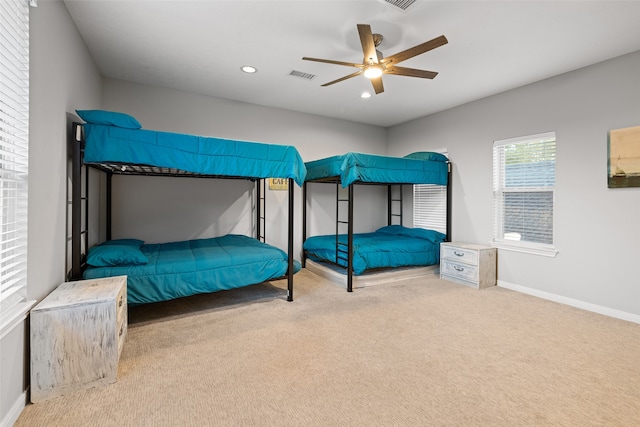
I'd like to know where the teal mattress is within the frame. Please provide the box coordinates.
[83,235,299,305]
[304,152,448,187]
[83,124,307,186]
[303,225,446,275]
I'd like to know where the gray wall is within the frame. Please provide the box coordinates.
[1,1,102,425]
[388,50,640,320]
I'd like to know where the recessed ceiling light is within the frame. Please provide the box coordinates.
[241,66,257,74]
[361,92,372,99]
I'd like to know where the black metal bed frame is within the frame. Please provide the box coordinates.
[69,122,295,301]
[301,163,452,292]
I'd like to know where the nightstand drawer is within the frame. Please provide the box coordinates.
[440,259,478,282]
[441,245,478,265]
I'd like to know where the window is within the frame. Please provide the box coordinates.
[493,132,557,256]
[1,0,30,314]
[413,150,448,235]
[413,184,448,234]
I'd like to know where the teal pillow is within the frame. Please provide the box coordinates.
[404,152,448,162]
[376,225,405,235]
[100,239,144,248]
[376,225,445,243]
[399,227,446,243]
[76,109,142,129]
[86,239,148,267]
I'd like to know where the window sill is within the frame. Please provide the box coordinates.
[0,300,37,340]
[490,241,558,257]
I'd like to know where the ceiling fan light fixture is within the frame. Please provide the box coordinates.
[302,24,447,94]
[363,66,383,79]
[360,92,372,99]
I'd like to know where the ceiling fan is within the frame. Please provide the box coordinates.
[302,24,448,95]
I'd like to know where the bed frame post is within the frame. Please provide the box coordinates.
[335,182,350,290]
[398,184,403,225]
[347,183,354,292]
[335,182,340,239]
[84,163,89,260]
[256,180,262,241]
[106,172,113,241]
[71,123,83,280]
[302,181,307,268]
[387,185,392,225]
[287,178,294,301]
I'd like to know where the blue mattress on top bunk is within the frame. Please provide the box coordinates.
[303,225,446,275]
[83,235,299,305]
[81,122,306,186]
[304,151,449,187]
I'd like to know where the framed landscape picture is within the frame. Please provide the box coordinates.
[608,125,640,188]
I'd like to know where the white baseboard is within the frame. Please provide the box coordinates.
[0,391,27,427]
[498,280,640,325]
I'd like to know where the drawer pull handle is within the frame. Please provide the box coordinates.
[454,266,465,272]
[453,251,464,257]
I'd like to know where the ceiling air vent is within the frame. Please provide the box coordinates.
[289,70,316,80]
[381,0,417,11]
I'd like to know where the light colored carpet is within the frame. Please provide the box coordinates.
[16,269,640,426]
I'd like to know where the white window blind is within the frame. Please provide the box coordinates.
[413,184,447,234]
[493,132,555,254]
[413,150,448,235]
[1,0,29,313]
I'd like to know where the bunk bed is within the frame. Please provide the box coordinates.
[302,151,451,292]
[69,110,306,305]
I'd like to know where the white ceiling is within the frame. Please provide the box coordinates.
[63,0,640,127]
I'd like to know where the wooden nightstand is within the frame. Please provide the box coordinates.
[30,276,127,402]
[440,242,496,289]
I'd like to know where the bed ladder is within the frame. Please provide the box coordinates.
[256,177,294,301]
[70,123,88,281]
[335,183,355,292]
[334,183,402,292]
[388,184,403,225]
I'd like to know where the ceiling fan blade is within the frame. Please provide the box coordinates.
[370,76,384,94]
[357,24,378,64]
[385,66,439,79]
[321,70,364,87]
[383,35,448,65]
[302,57,363,68]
